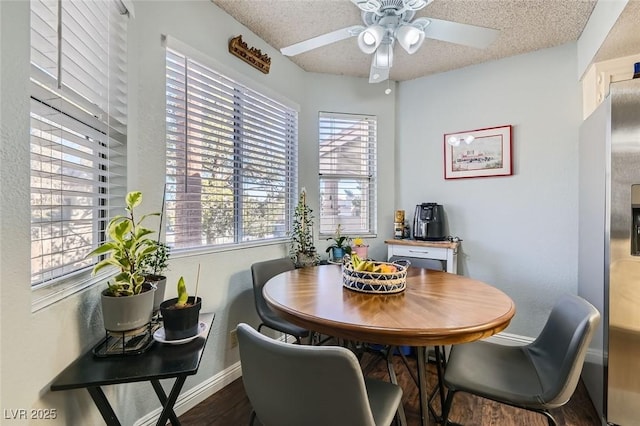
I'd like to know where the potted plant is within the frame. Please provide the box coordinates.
[326,224,352,261]
[87,191,160,332]
[289,188,319,267]
[351,237,369,259]
[160,275,202,340]
[140,241,171,316]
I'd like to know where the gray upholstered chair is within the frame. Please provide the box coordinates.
[237,323,403,426]
[441,294,600,426]
[251,257,309,344]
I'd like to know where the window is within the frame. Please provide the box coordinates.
[318,112,377,236]
[30,0,128,299]
[165,49,298,250]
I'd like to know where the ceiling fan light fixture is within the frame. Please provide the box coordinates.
[369,64,389,83]
[363,32,376,45]
[396,25,425,54]
[373,42,393,68]
[357,25,385,54]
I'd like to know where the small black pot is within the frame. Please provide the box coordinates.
[160,296,202,340]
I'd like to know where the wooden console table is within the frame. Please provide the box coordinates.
[385,239,459,274]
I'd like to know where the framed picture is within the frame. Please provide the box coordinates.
[444,125,512,179]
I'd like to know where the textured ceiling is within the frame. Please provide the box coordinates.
[592,0,640,63]
[210,0,640,82]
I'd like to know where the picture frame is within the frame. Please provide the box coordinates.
[444,125,512,179]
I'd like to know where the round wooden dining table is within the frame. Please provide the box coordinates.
[263,264,516,426]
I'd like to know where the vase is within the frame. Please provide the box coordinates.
[295,252,318,268]
[331,247,346,262]
[352,245,369,258]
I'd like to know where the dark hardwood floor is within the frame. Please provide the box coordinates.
[180,350,601,426]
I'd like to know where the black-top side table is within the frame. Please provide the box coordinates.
[50,312,214,426]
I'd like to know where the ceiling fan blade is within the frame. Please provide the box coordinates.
[369,62,389,84]
[351,0,382,12]
[281,25,364,57]
[423,18,499,49]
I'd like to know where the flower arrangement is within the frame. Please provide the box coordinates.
[351,236,369,258]
[352,237,366,247]
[326,224,352,261]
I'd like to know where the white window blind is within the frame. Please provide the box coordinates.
[319,112,377,236]
[30,0,128,290]
[165,49,298,249]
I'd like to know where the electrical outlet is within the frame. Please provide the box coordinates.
[229,328,238,348]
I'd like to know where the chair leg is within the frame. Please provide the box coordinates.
[385,346,408,426]
[441,389,457,425]
[313,333,334,346]
[540,409,557,426]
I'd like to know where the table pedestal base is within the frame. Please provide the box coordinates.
[364,344,448,426]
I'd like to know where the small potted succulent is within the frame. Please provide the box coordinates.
[160,275,202,340]
[326,224,352,262]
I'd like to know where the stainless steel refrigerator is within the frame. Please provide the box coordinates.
[579,78,640,425]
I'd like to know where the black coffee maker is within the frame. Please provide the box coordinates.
[413,203,446,241]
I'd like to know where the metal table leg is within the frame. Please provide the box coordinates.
[417,346,430,426]
[435,346,447,417]
[151,377,186,426]
[87,387,121,426]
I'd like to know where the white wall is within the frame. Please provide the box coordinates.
[0,1,395,424]
[396,42,582,336]
[301,74,397,259]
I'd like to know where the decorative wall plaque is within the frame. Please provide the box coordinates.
[228,35,271,74]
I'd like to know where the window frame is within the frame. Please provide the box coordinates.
[164,46,299,253]
[318,111,377,238]
[30,0,129,311]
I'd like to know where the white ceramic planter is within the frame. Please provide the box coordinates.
[101,287,155,332]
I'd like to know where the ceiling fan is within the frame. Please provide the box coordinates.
[280,0,499,83]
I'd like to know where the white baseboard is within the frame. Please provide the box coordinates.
[134,361,242,426]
